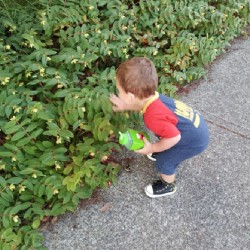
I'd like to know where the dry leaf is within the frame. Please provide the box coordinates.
[99,202,112,212]
[51,216,58,224]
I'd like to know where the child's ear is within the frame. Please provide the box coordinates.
[128,92,135,100]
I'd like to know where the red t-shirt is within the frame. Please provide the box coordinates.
[143,98,180,138]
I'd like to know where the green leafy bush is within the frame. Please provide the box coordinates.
[0,0,249,248]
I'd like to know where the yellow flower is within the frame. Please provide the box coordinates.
[32,108,38,113]
[13,215,19,223]
[71,59,78,64]
[56,136,62,144]
[55,162,61,170]
[41,20,46,25]
[89,5,94,10]
[9,184,15,191]
[19,185,26,193]
[53,189,59,195]
[32,173,37,178]
[153,50,158,56]
[102,155,108,161]
[0,164,5,170]
[14,106,22,113]
[11,156,17,162]
[4,45,11,50]
[26,72,31,78]
[57,84,63,88]
[3,77,10,83]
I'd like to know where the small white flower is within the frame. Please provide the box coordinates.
[19,185,26,193]
[32,173,37,178]
[55,161,61,170]
[53,189,59,195]
[56,136,62,144]
[0,164,5,170]
[89,5,94,10]
[153,50,158,55]
[9,184,15,191]
[13,215,19,223]
[32,108,38,113]
[57,84,63,88]
[71,59,78,64]
[41,20,46,25]
[11,156,17,162]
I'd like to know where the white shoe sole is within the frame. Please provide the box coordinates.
[146,153,156,161]
[144,186,177,198]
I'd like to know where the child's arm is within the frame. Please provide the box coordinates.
[136,134,181,155]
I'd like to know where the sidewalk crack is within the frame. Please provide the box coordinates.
[205,119,250,140]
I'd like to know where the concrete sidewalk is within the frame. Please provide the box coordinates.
[43,33,250,250]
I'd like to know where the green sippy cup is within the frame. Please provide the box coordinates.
[118,129,150,151]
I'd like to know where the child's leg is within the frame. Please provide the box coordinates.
[145,146,205,198]
[161,173,175,183]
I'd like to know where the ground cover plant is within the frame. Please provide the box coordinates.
[0,0,249,249]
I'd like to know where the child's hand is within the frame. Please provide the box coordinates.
[109,94,127,112]
[135,137,154,155]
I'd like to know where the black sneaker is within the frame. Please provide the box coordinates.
[144,179,177,198]
[146,153,158,162]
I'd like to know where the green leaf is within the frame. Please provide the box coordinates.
[30,128,43,139]
[7,177,23,184]
[0,151,13,157]
[0,176,7,187]
[32,218,41,229]
[19,168,34,175]
[50,203,66,216]
[2,209,11,228]
[38,185,46,198]
[1,192,13,203]
[10,202,31,215]
[11,131,26,141]
[16,137,31,147]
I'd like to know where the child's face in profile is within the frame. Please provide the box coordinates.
[116,80,131,105]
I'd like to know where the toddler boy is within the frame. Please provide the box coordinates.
[110,57,209,198]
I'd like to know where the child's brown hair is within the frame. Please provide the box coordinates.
[116,57,158,99]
